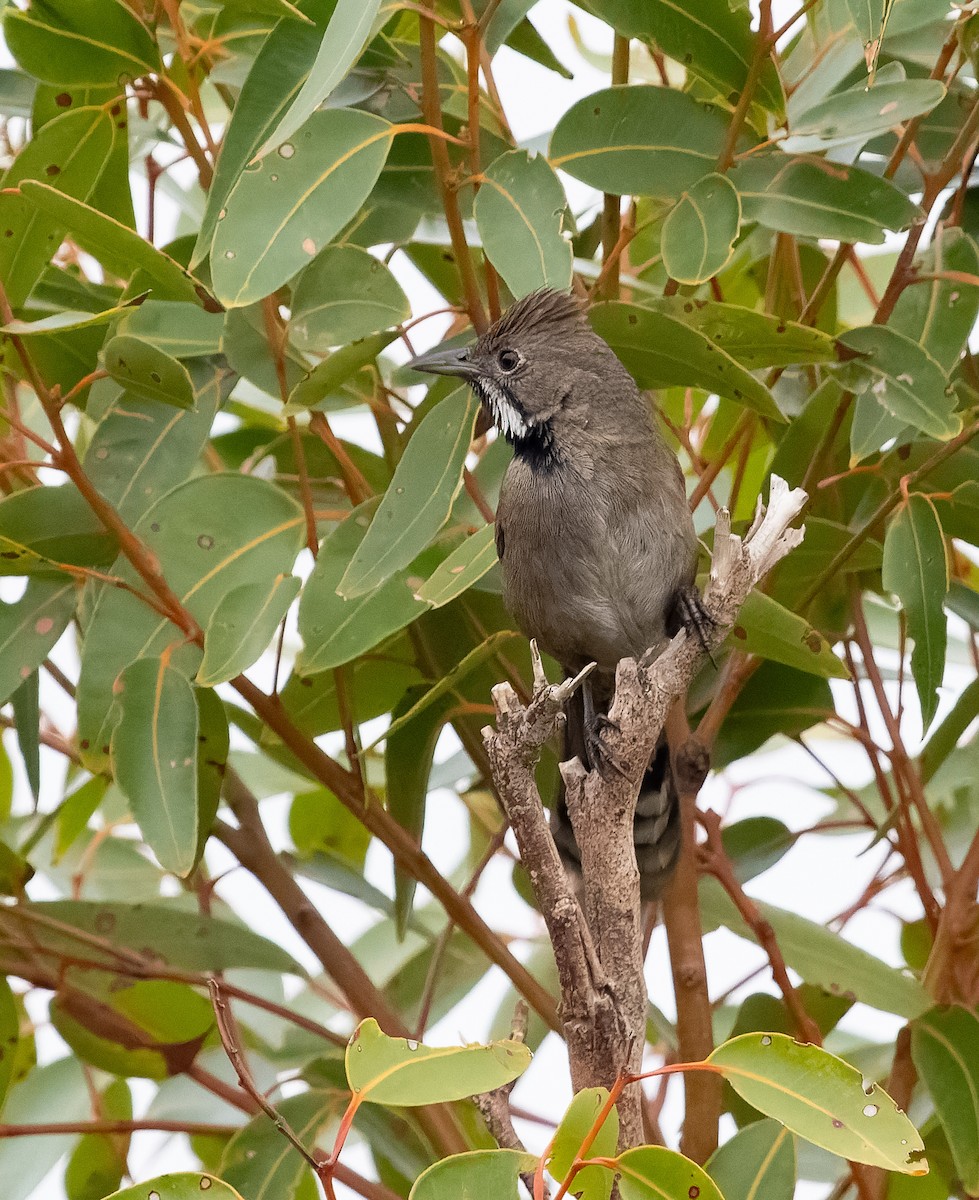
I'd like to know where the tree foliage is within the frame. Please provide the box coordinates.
[0,0,977,1198]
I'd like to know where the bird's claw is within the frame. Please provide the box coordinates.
[677,585,717,664]
[584,713,631,780]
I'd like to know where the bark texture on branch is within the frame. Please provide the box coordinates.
[482,476,808,1150]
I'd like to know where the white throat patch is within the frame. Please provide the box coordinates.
[477,377,530,441]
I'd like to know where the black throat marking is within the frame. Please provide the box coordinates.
[471,377,561,472]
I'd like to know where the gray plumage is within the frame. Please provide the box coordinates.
[409,290,700,899]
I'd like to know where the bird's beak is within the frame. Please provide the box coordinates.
[407,344,479,379]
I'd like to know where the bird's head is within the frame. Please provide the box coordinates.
[408,289,629,468]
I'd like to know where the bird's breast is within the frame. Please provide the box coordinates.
[496,456,695,677]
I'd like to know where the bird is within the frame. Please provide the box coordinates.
[408,289,705,900]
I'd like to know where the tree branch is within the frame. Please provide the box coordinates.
[482,476,808,1150]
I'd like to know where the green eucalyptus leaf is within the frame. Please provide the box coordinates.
[4,0,160,87]
[709,1033,927,1173]
[661,173,741,285]
[290,244,409,349]
[414,523,499,608]
[297,501,429,674]
[256,0,384,156]
[111,657,199,877]
[615,1147,724,1200]
[212,109,394,308]
[338,388,479,597]
[0,579,75,706]
[731,153,918,243]
[590,302,784,421]
[0,105,115,306]
[197,574,301,686]
[706,1117,796,1200]
[550,86,728,198]
[549,1088,618,1200]
[882,494,949,733]
[409,1149,537,1200]
[102,334,196,410]
[911,1006,979,1192]
[346,1017,532,1105]
[474,149,573,296]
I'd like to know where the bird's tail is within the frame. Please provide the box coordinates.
[551,689,682,901]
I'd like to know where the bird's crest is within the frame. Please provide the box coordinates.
[482,288,585,347]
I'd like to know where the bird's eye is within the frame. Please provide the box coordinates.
[498,349,520,373]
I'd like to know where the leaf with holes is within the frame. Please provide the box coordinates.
[346,1018,531,1106]
[338,388,479,597]
[0,579,75,705]
[102,335,196,410]
[911,1006,979,1192]
[882,494,948,732]
[197,574,300,686]
[646,298,837,368]
[732,591,849,679]
[211,108,394,308]
[589,302,784,421]
[290,244,409,349]
[837,325,960,442]
[474,149,572,296]
[708,1033,927,1172]
[192,15,326,269]
[662,173,741,285]
[706,1117,796,1200]
[102,1175,244,1200]
[111,657,199,877]
[550,86,728,198]
[614,1147,724,1200]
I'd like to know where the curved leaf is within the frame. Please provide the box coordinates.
[197,574,301,686]
[708,1032,927,1173]
[111,657,199,877]
[706,1117,796,1200]
[590,302,784,420]
[549,1088,618,1200]
[474,149,573,296]
[346,1017,531,1105]
[256,0,383,156]
[615,1146,724,1200]
[731,153,918,243]
[290,244,409,349]
[911,1006,979,1192]
[409,1149,537,1200]
[550,86,728,198]
[662,172,741,284]
[102,334,196,410]
[104,1175,244,1200]
[0,580,75,706]
[338,388,478,597]
[414,523,499,608]
[882,494,949,732]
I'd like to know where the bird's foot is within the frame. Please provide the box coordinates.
[581,676,630,780]
[676,584,717,664]
[584,713,631,780]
